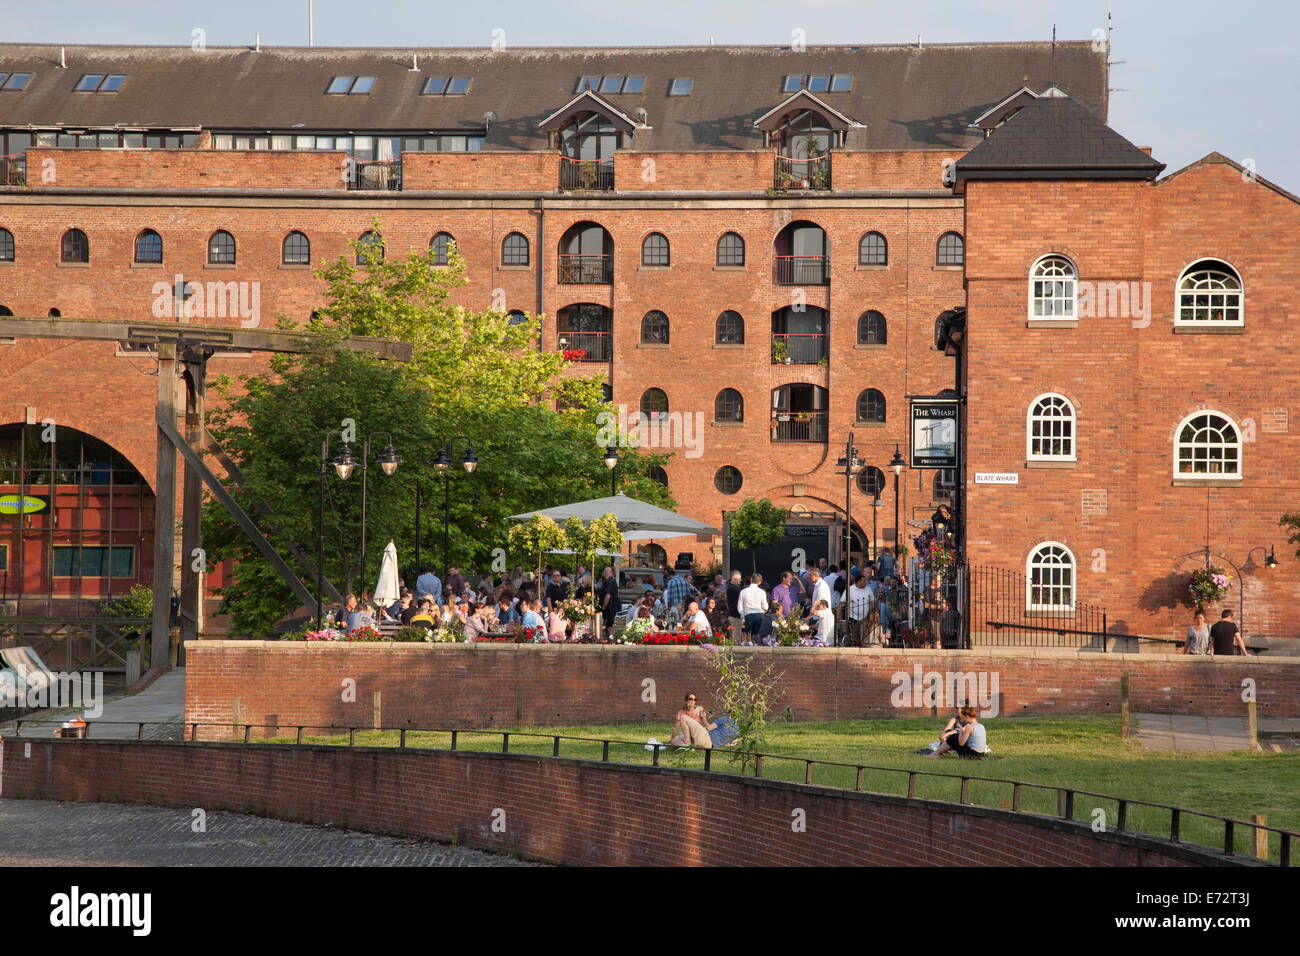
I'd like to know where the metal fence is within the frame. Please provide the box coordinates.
[347,159,402,191]
[9,720,1289,865]
[967,565,1108,649]
[774,154,831,191]
[0,617,151,670]
[559,156,614,191]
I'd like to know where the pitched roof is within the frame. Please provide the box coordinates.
[1158,151,1300,207]
[753,89,864,131]
[955,93,1164,180]
[0,41,1106,153]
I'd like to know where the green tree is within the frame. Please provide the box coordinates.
[729,498,791,573]
[508,514,567,587]
[203,223,673,636]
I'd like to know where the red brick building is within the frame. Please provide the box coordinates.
[2,40,1290,646]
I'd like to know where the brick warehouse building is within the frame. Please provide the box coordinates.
[0,40,1293,646]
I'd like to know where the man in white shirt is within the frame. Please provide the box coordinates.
[686,600,712,637]
[824,565,840,607]
[847,573,876,645]
[737,573,770,640]
[811,599,835,646]
[808,568,832,614]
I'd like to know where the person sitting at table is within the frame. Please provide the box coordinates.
[409,599,438,632]
[757,601,785,644]
[546,604,569,643]
[685,600,712,638]
[519,598,546,642]
[462,601,494,641]
[398,594,418,625]
[351,603,378,632]
[703,595,728,640]
[496,589,520,626]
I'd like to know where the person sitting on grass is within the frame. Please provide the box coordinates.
[927,705,987,758]
[667,693,738,749]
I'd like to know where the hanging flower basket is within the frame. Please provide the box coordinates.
[1189,567,1232,607]
[919,539,959,576]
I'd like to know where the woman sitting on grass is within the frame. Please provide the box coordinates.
[927,705,987,758]
[668,693,739,749]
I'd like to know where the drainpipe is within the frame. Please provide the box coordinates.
[534,197,545,351]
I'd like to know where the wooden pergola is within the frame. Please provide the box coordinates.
[0,315,411,667]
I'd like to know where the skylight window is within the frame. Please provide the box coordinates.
[575,75,645,94]
[576,76,599,93]
[598,75,622,93]
[669,77,693,96]
[74,73,125,92]
[807,74,830,92]
[0,72,32,91]
[830,74,853,92]
[422,76,449,94]
[446,76,471,94]
[622,75,645,94]
[326,75,375,94]
[782,75,802,93]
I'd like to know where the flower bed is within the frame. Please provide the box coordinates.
[640,631,709,646]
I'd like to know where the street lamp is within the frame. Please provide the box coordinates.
[428,436,479,583]
[358,433,402,591]
[835,434,863,571]
[930,507,948,537]
[889,444,906,558]
[871,496,884,562]
[603,444,619,496]
[317,431,357,630]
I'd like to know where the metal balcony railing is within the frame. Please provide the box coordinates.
[773,255,829,285]
[774,153,831,191]
[347,159,402,191]
[0,153,26,187]
[559,156,614,191]
[557,330,611,362]
[770,332,828,365]
[557,254,613,284]
[770,412,828,443]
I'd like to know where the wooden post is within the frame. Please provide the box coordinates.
[179,354,207,656]
[1120,672,1130,738]
[1254,814,1268,860]
[151,344,178,670]
[1248,698,1259,751]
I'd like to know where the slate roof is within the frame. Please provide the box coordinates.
[955,92,1164,179]
[0,41,1106,153]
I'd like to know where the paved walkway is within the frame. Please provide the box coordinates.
[1133,712,1300,752]
[0,801,540,866]
[1,668,187,739]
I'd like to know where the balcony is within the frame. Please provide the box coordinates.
[0,153,26,187]
[558,331,611,363]
[347,159,402,191]
[773,255,829,286]
[774,154,831,191]
[771,332,828,365]
[558,254,613,285]
[770,412,828,443]
[559,156,614,191]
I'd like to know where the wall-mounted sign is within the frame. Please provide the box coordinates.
[910,399,959,468]
[974,472,1019,485]
[0,494,46,515]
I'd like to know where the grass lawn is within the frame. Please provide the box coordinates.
[256,714,1298,862]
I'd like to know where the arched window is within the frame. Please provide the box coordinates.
[641,232,669,267]
[1027,393,1076,460]
[430,231,454,266]
[714,466,743,495]
[640,310,669,345]
[856,466,885,497]
[0,306,12,316]
[207,230,235,265]
[357,230,384,264]
[48,308,60,317]
[0,228,16,262]
[283,231,310,266]
[716,310,745,344]
[1175,411,1242,478]
[716,232,745,267]
[1177,259,1243,326]
[856,388,886,424]
[936,231,964,267]
[1027,542,1075,611]
[857,310,886,345]
[558,222,613,283]
[774,220,828,285]
[134,229,162,265]
[61,228,89,264]
[714,388,743,422]
[858,231,887,266]
[502,232,529,266]
[640,388,669,422]
[506,309,528,325]
[1030,255,1077,320]
[647,467,668,489]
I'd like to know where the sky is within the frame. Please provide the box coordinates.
[3,0,1299,191]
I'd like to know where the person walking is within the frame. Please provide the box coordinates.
[1210,609,1247,656]
[1184,610,1212,655]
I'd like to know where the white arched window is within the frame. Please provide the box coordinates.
[1174,411,1242,478]
[1026,393,1076,461]
[1176,259,1243,326]
[1029,255,1077,320]
[1027,542,1074,611]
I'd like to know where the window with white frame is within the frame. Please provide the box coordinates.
[1175,411,1241,478]
[1177,260,1242,326]
[1027,542,1074,611]
[1029,255,1077,320]
[1027,393,1076,460]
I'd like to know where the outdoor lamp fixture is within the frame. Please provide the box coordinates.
[358,433,402,588]
[333,445,357,480]
[889,444,906,557]
[931,508,947,536]
[603,444,619,495]
[836,436,864,580]
[1267,546,1279,569]
[429,436,480,582]
[317,430,357,630]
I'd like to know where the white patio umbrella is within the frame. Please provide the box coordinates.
[508,493,720,539]
[374,540,400,606]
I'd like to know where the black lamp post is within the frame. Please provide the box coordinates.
[835,434,863,572]
[358,432,401,591]
[871,496,884,562]
[889,444,906,558]
[431,436,479,583]
[603,444,619,496]
[317,431,357,631]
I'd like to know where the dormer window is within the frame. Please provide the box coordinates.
[669,77,693,96]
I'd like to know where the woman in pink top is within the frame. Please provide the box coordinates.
[547,606,568,643]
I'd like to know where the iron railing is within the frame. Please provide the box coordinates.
[347,159,402,191]
[773,255,829,285]
[559,156,614,191]
[11,720,1291,865]
[774,153,831,191]
[770,412,828,443]
[771,331,828,364]
[967,564,1108,649]
[557,254,613,284]
[0,153,25,187]
[556,330,611,362]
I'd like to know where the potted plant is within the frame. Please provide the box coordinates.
[1189,566,1232,612]
[771,340,789,363]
